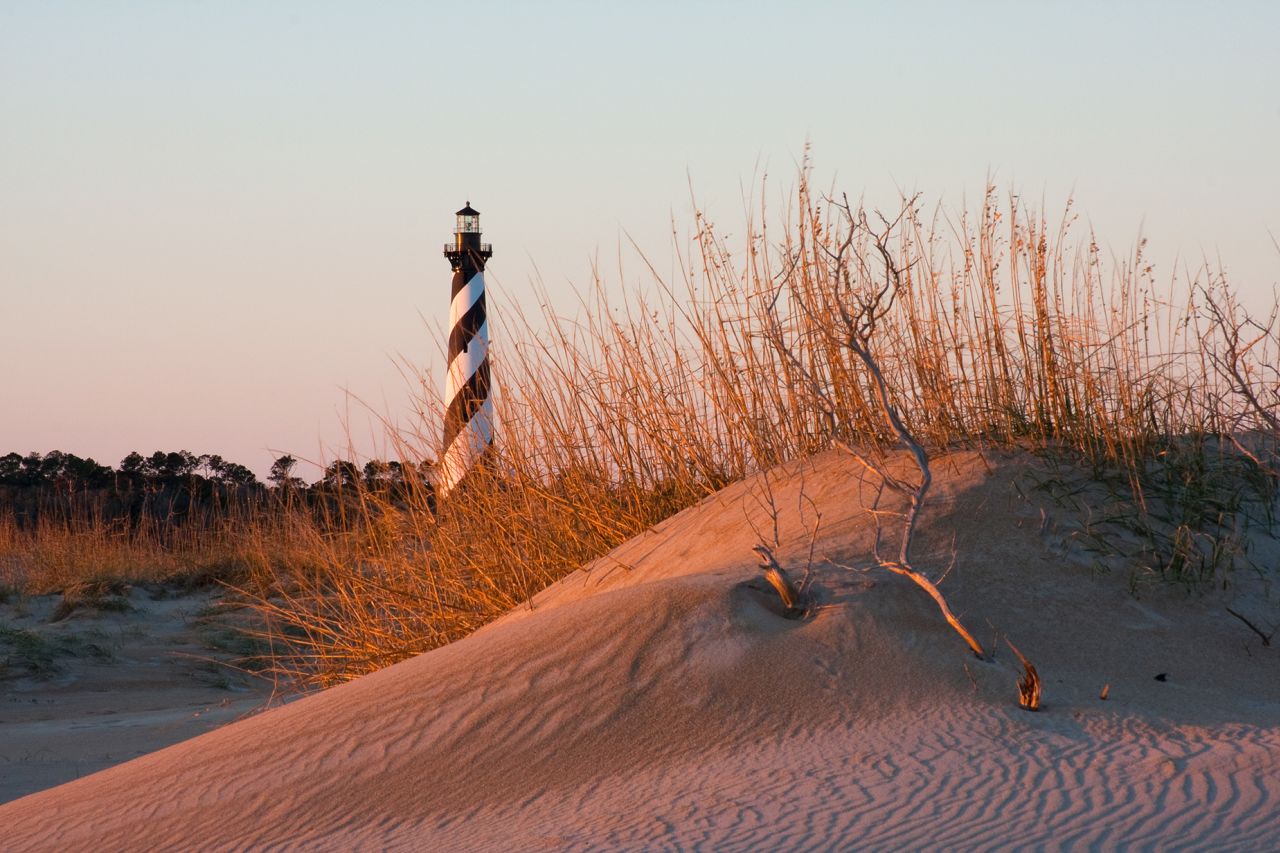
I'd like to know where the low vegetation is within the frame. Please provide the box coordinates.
[0,621,114,680]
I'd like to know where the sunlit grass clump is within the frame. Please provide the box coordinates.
[236,169,1277,687]
[0,509,260,596]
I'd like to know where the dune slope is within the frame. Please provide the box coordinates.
[3,449,1278,850]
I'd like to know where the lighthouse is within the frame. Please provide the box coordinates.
[439,202,494,498]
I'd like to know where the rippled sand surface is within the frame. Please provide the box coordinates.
[4,450,1277,850]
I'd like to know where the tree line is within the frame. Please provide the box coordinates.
[0,450,434,529]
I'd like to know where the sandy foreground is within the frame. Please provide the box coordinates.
[1,449,1278,850]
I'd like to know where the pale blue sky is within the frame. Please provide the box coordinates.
[2,2,1277,476]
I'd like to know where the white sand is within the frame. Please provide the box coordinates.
[3,449,1277,850]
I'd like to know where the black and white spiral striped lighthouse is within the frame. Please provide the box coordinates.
[439,202,494,498]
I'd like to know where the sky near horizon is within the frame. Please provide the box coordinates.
[2,2,1277,478]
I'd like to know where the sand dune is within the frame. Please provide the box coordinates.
[3,449,1277,850]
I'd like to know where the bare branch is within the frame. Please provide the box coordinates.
[1226,607,1276,646]
[878,559,986,658]
[759,193,989,659]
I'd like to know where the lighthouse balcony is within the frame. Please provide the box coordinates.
[443,243,493,255]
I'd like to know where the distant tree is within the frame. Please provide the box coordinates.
[197,454,224,480]
[117,452,146,491]
[363,460,390,489]
[320,459,361,491]
[268,454,305,490]
[19,452,45,487]
[145,450,198,484]
[120,452,145,474]
[56,453,111,490]
[0,452,24,484]
[38,451,67,487]
[215,461,259,488]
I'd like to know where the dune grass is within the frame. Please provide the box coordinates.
[231,169,1277,688]
[4,167,1276,688]
[0,509,266,597]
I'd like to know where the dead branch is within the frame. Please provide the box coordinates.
[846,333,931,568]
[877,559,985,658]
[834,439,913,495]
[1199,282,1280,473]
[1005,638,1042,711]
[1226,606,1276,646]
[754,544,804,618]
[761,196,989,658]
[840,213,985,659]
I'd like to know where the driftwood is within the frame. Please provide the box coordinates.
[754,544,804,618]
[1005,638,1042,711]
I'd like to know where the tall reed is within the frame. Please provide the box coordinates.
[242,168,1279,685]
[0,504,267,595]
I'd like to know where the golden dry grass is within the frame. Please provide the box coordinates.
[0,509,260,596]
[237,169,1276,688]
[5,166,1276,689]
